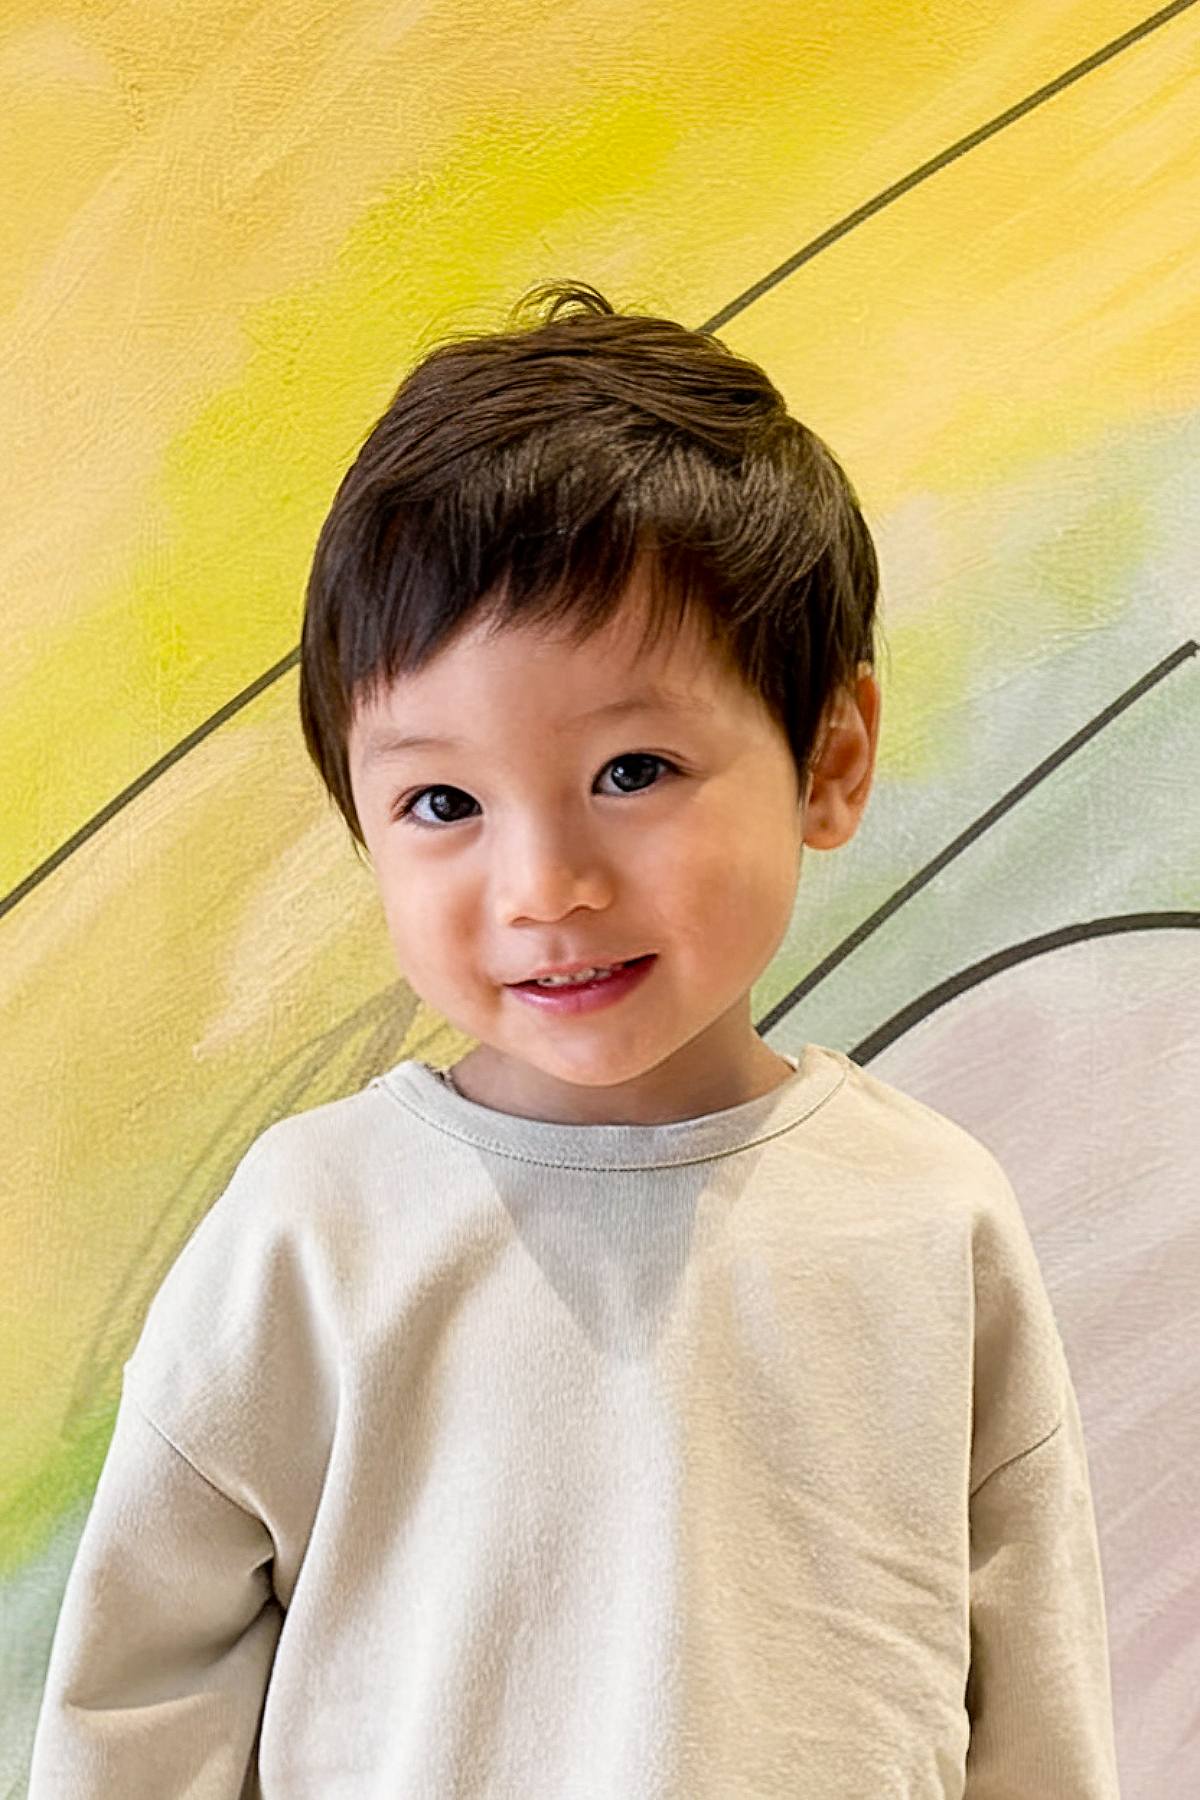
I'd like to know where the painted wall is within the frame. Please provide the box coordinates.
[3,1,1198,1792]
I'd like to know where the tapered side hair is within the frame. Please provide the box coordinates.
[299,280,885,855]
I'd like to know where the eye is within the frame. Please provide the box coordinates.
[391,753,679,829]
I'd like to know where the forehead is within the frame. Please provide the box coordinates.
[355,681,716,768]
[350,580,745,768]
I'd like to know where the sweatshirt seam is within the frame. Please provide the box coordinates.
[122,1379,264,1524]
[372,1056,848,1170]
[969,1410,1065,1500]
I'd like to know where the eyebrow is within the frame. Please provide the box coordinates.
[358,689,712,767]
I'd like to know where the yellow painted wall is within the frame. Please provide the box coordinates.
[4,3,1198,1790]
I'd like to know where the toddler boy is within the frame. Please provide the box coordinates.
[29,281,1120,1796]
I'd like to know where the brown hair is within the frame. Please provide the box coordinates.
[299,280,884,857]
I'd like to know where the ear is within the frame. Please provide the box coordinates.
[802,663,881,850]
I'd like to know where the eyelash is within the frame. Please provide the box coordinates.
[391,754,682,830]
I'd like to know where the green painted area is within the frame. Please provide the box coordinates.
[2,1397,118,1573]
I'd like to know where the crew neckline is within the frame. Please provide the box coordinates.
[372,1043,850,1170]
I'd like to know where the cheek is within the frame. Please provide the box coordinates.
[648,818,796,958]
[708,857,795,960]
[375,868,457,964]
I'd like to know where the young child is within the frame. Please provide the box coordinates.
[29,281,1120,1797]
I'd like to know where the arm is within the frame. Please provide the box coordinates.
[964,1373,1120,1798]
[27,1376,283,1799]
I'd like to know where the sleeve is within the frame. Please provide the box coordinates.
[27,1373,283,1800]
[963,1170,1121,1798]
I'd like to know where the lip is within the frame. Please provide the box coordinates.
[507,953,657,1015]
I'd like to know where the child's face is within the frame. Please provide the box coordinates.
[347,559,877,1124]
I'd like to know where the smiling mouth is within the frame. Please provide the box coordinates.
[509,954,656,987]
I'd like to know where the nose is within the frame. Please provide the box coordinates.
[494,818,616,921]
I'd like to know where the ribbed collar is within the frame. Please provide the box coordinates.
[373,1043,849,1170]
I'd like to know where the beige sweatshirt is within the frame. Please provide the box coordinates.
[28,1044,1120,1798]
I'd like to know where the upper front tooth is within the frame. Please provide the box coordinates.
[538,964,617,985]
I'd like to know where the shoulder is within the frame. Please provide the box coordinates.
[815,1052,1059,1346]
[192,1078,406,1238]
[122,1081,404,1470]
[838,1056,1053,1308]
[822,1054,1070,1455]
[817,1048,1023,1225]
[125,1081,403,1370]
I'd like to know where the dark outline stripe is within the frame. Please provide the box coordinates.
[839,912,1200,1066]
[0,646,300,921]
[3,0,1197,926]
[754,639,1198,1035]
[699,0,1200,334]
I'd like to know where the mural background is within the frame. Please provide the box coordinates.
[3,1,1198,1793]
